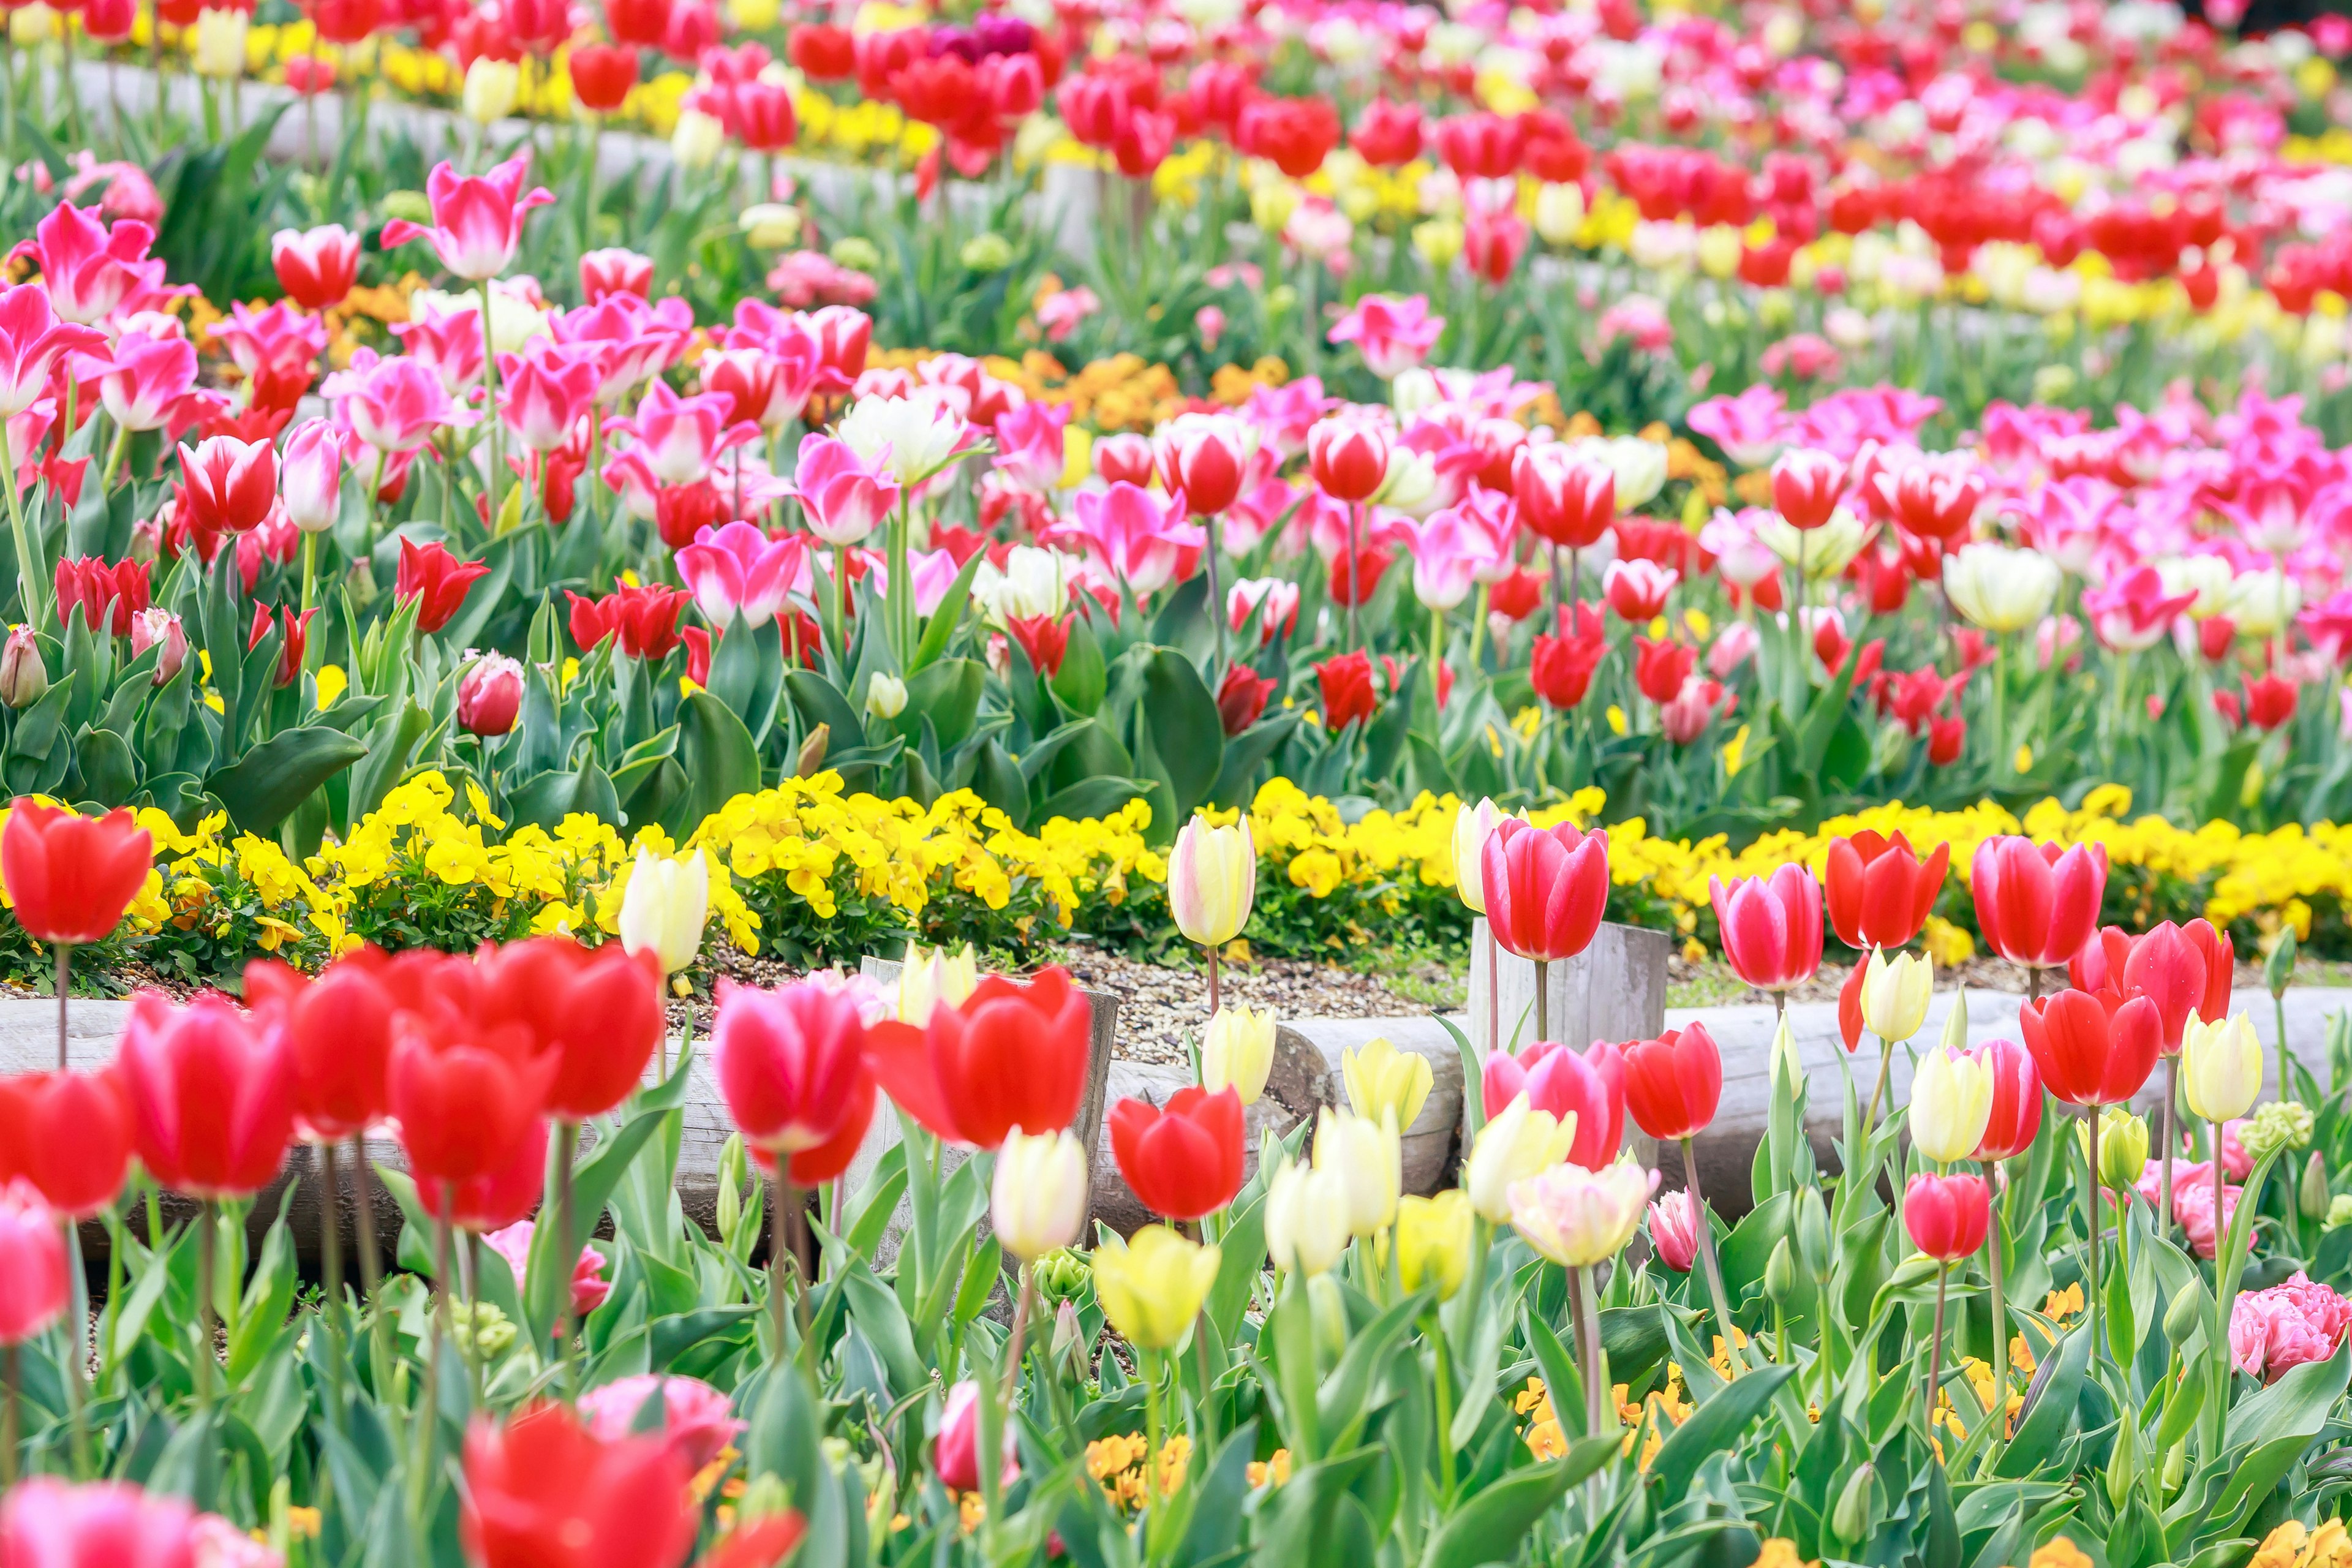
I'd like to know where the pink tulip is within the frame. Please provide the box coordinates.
[20,200,177,326]
[619,379,746,487]
[993,401,1072,495]
[580,246,655,303]
[1155,410,1257,516]
[0,1479,201,1566]
[1658,676,1724,745]
[1645,1189,1700,1273]
[0,284,106,420]
[1046,482,1205,596]
[1481,1037,1625,1169]
[380,154,555,281]
[677,521,806,628]
[1481,819,1610,965]
[270,224,361,312]
[1686,384,1789,468]
[1396,506,1500,610]
[212,300,328,390]
[1307,415,1391,503]
[701,341,820,436]
[578,1374,745,1472]
[389,298,485,394]
[1708,864,1823,994]
[1770,447,1846,530]
[1227,578,1300,644]
[1603,558,1678,623]
[0,1178,67,1343]
[549,294,695,405]
[323,349,477,457]
[2231,1273,2352,1381]
[498,341,602,453]
[2084,564,2198,653]
[788,434,899,546]
[280,418,344,534]
[97,327,201,433]
[935,1379,1019,1493]
[483,1221,611,1319]
[1327,292,1445,379]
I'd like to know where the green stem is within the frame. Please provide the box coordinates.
[97,420,127,495]
[1981,1164,2008,1474]
[1430,1311,1458,1502]
[1,422,47,627]
[1925,1264,1949,1449]
[1683,1137,1743,1376]
[2086,1105,2101,1371]
[64,1216,89,1476]
[1427,602,1445,732]
[195,1200,217,1405]
[478,278,503,529]
[552,1120,579,1389]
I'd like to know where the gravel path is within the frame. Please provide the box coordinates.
[1048,945,1455,1066]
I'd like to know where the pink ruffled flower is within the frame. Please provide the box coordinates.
[483,1221,611,1321]
[676,520,806,628]
[577,1374,744,1472]
[322,349,477,457]
[1327,293,1445,379]
[1046,482,1204,597]
[787,433,900,546]
[14,200,183,326]
[2232,1272,2352,1381]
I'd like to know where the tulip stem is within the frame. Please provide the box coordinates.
[552,1120,579,1392]
[0,420,48,628]
[1861,1035,1894,1152]
[64,1216,90,1477]
[1681,1137,1741,1378]
[195,1199,220,1406]
[54,941,68,1071]
[1574,1263,1604,1506]
[999,1265,1035,1418]
[769,1173,816,1387]
[317,1142,345,1430]
[1346,503,1361,652]
[2084,1105,2101,1369]
[1924,1263,1949,1452]
[1485,927,1498,1060]
[350,1139,396,1405]
[1981,1166,2009,1474]
[2160,1061,2177,1243]
[2,1343,17,1487]
[478,277,505,530]
[300,531,317,620]
[2211,1147,2229,1442]
[1205,946,1219,1017]
[1430,1309,1458,1503]
[1534,959,1549,1044]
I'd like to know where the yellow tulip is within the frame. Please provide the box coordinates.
[1313,1106,1400,1238]
[1395,1191,1474,1300]
[1202,1005,1276,1106]
[1464,1094,1577,1223]
[1092,1226,1221,1351]
[461,55,519,123]
[617,846,710,976]
[898,941,977,1024]
[1860,947,1932,1044]
[2182,1012,2264,1125]
[1343,1036,1432,1131]
[1169,815,1255,948]
[1908,1045,1992,1165]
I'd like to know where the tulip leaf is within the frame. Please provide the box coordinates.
[897,657,984,750]
[1140,646,1224,821]
[74,725,138,807]
[908,547,988,674]
[1648,1363,1793,1500]
[1317,1290,1429,1453]
[1250,1446,1384,1568]
[1419,1439,1616,1568]
[786,669,864,748]
[663,688,763,838]
[840,1260,925,1400]
[1051,614,1107,717]
[1206,1190,1266,1341]
[504,760,624,833]
[208,725,371,834]
[1996,1321,2090,1477]
[1208,708,1300,810]
[520,1110,674,1348]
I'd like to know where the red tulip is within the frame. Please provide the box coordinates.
[1,801,153,945]
[2184,916,2234,1022]
[2019,987,2162,1107]
[461,1404,696,1568]
[476,937,666,1121]
[1769,448,1845,530]
[1306,417,1389,503]
[1708,864,1823,993]
[1480,1038,1624,1169]
[712,978,876,1185]
[864,967,1091,1150]
[1622,1023,1722,1142]
[1108,1086,1244,1221]
[1971,1037,2043,1161]
[1823,829,1950,951]
[1969,836,2107,971]
[394,538,493,636]
[569,42,638,113]
[1314,650,1379,731]
[2067,924,2130,994]
[1837,959,1866,1052]
[244,951,395,1141]
[1513,444,1613,551]
[0,1179,67,1344]
[420,1117,548,1234]
[1480,819,1610,964]
[175,435,279,537]
[2121,920,2210,1054]
[115,991,296,1199]
[1903,1173,1990,1261]
[387,1022,557,1192]
[0,1069,132,1217]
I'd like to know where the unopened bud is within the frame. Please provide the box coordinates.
[2302,1152,2331,1221]
[2106,1411,2138,1510]
[1765,1237,1798,1308]
[2164,1280,2205,1344]
[2267,929,2298,999]
[0,626,47,709]
[2162,1441,2188,1492]
[796,722,830,778]
[1793,1185,1828,1281]
[1831,1464,1875,1544]
[1940,985,1969,1052]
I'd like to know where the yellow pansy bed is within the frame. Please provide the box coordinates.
[0,773,2340,988]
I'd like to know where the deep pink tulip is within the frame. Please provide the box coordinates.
[113,991,296,1200]
[1481,1038,1626,1169]
[0,282,107,418]
[380,154,554,281]
[1970,836,2108,971]
[322,349,477,457]
[97,329,202,434]
[788,434,899,546]
[0,1478,200,1567]
[21,200,174,327]
[0,1178,67,1343]
[1904,1173,1990,1260]
[677,521,805,630]
[497,341,602,454]
[1046,483,1205,597]
[1708,864,1823,994]
[1480,820,1610,964]
[712,978,876,1185]
[580,247,654,303]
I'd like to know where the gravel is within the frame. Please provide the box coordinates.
[1049,944,1453,1066]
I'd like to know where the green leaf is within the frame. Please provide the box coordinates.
[208,725,371,834]
[663,688,762,836]
[1996,1322,2090,1477]
[75,725,138,807]
[524,1111,673,1346]
[1648,1363,1795,1499]
[896,657,984,750]
[1141,646,1224,820]
[908,548,988,673]
[1031,775,1150,825]
[1050,615,1107,716]
[1419,1439,1616,1568]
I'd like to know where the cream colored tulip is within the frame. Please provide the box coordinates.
[1452,797,1512,915]
[899,942,978,1024]
[1313,1106,1400,1238]
[991,1129,1088,1260]
[617,846,710,976]
[1169,815,1256,948]
[1507,1158,1656,1268]
[864,672,907,719]
[1202,1005,1276,1106]
[1909,1045,1993,1164]
[671,107,727,170]
[1343,1037,1433,1131]
[2182,1012,2265,1125]
[1264,1159,1351,1277]
[461,56,521,124]
[1861,947,1932,1044]
[1464,1093,1577,1223]
[1943,543,2062,633]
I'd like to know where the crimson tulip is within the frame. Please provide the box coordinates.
[2018,987,2161,1107]
[865,967,1091,1150]
[386,1023,557,1191]
[1108,1086,1244,1221]
[1,800,153,945]
[1823,829,1950,951]
[1314,650,1379,731]
[175,435,278,537]
[461,1404,696,1568]
[2121,920,2209,1053]
[1480,1038,1624,1169]
[1513,443,1613,550]
[244,951,394,1141]
[2183,916,2234,1022]
[394,538,492,634]
[1306,416,1389,503]
[476,937,666,1121]
[1480,820,1610,964]
[712,978,876,1184]
[419,1117,548,1234]
[1970,836,2107,972]
[0,1068,131,1217]
[1903,1172,1990,1260]
[114,992,296,1199]
[1622,1023,1722,1143]
[1971,1036,2043,1161]
[1708,864,1823,995]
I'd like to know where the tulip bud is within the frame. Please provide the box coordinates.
[462,56,521,124]
[1768,1013,1802,1097]
[2180,1012,2264,1125]
[1831,1464,1875,1544]
[456,652,524,737]
[2331,1194,2352,1232]
[1393,1190,1472,1301]
[1034,1246,1090,1303]
[1169,814,1256,948]
[2302,1152,2332,1221]
[0,625,47,709]
[1307,1271,1350,1360]
[1314,1106,1401,1238]
[1860,947,1933,1044]
[737,203,803,250]
[1049,1296,1082,1376]
[2164,1280,2205,1344]
[129,608,187,686]
[1265,1158,1351,1277]
[1201,1004,1276,1106]
[897,941,977,1025]
[672,107,728,169]
[2080,1106,2149,1192]
[796,722,830,776]
[1342,1036,1433,1132]
[1765,1237,1797,1307]
[864,672,907,719]
[617,845,709,976]
[2267,929,2297,998]
[281,418,344,534]
[1940,984,1969,1051]
[127,516,162,565]
[1793,1185,1828,1281]
[2162,1441,2188,1493]
[991,1128,1087,1261]
[2101,1415,2138,1512]
[1091,1224,1220,1351]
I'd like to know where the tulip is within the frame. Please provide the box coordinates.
[2019,989,2162,1109]
[0,1069,130,1217]
[1482,1038,1626,1170]
[1395,1189,1473,1300]
[477,938,666,1123]
[461,1404,696,1568]
[865,967,1091,1150]
[115,991,295,1199]
[1903,1170,1991,1427]
[1972,1037,2043,1161]
[712,978,875,1184]
[1463,1093,1578,1223]
[0,282,108,423]
[1265,1157,1352,1277]
[387,1026,555,1193]
[1110,1086,1245,1222]
[1343,1036,1433,1133]
[484,1221,611,1322]
[790,433,901,546]
[1481,819,1610,1040]
[1603,558,1678,622]
[1513,443,1615,552]
[2084,1107,2149,1192]
[1910,1045,1994,1166]
[1155,411,1258,518]
[1314,1105,1401,1237]
[1856,947,1931,1046]
[381,155,554,282]
[619,846,709,979]
[129,610,188,687]
[456,654,524,738]
[96,330,201,434]
[1823,829,1950,952]
[896,941,978,1025]
[1451,797,1511,917]
[1169,813,1254,1014]
[581,247,655,303]
[1623,1025,1722,1144]
[1769,448,1845,530]
[1709,864,1823,998]
[0,627,45,709]
[1200,1004,1276,1106]
[1306,415,1389,503]
[866,673,908,720]
[990,1128,1087,1261]
[0,1479,202,1564]
[498,342,601,453]
[418,1117,549,1234]
[280,417,344,537]
[935,1379,1019,1494]
[1046,483,1204,598]
[394,538,494,635]
[1646,1189,1700,1273]
[1943,543,2061,633]
[0,1179,67,1344]
[677,521,804,631]
[244,953,396,1144]
[271,224,361,312]
[1970,837,2108,976]
[1,801,153,968]
[2182,1013,2264,1127]
[1091,1224,1221,1351]
[577,1375,744,1474]
[2119,921,2209,1055]
[1507,1159,1654,1268]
